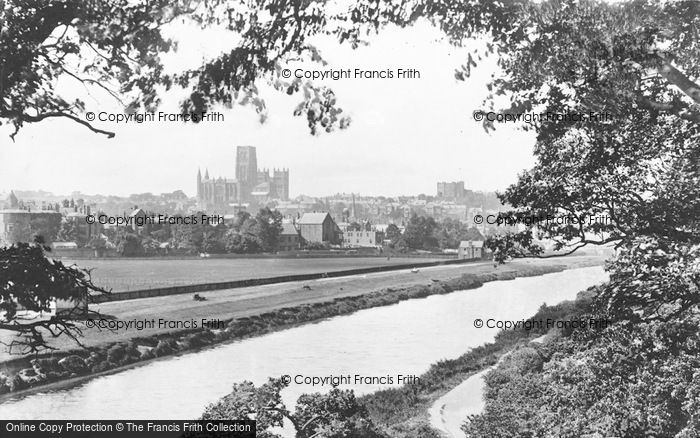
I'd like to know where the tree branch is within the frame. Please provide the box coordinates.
[8,111,115,140]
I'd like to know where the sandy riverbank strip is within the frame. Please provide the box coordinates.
[428,336,546,437]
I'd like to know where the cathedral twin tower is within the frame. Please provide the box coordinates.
[197,146,289,210]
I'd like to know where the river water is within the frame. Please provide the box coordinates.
[0,266,606,423]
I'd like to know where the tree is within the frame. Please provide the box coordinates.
[201,227,225,254]
[403,214,438,250]
[201,377,388,438]
[141,236,162,256]
[0,238,110,355]
[56,220,80,244]
[230,211,252,232]
[434,219,483,250]
[114,231,143,256]
[224,232,261,254]
[385,224,402,244]
[348,222,363,232]
[151,228,171,243]
[253,207,283,252]
[1,0,353,140]
[347,0,700,321]
[86,236,107,257]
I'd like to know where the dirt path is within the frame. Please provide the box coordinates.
[429,337,546,437]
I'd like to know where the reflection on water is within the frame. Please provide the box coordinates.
[0,266,606,421]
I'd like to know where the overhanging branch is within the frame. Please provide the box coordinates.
[7,111,115,141]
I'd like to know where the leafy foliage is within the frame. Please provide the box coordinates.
[463,313,700,438]
[202,377,388,438]
[0,0,357,139]
[0,238,109,354]
[390,0,700,322]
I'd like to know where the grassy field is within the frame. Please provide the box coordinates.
[60,256,445,292]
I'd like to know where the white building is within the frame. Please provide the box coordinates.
[458,240,485,259]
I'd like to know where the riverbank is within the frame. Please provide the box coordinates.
[0,256,603,402]
[360,286,602,438]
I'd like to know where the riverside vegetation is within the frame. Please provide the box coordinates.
[198,285,605,438]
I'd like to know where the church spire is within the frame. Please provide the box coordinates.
[205,168,209,179]
[7,190,19,209]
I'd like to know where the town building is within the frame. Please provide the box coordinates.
[298,212,340,245]
[458,240,485,260]
[197,146,289,211]
[0,209,62,247]
[128,207,149,233]
[437,181,466,200]
[279,222,301,251]
[343,230,384,248]
[196,169,240,211]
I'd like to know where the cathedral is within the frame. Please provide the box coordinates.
[196,146,289,211]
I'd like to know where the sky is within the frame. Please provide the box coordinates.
[0,20,536,198]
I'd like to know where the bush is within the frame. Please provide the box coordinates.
[105,343,139,366]
[31,357,61,374]
[179,332,214,349]
[84,351,105,370]
[504,347,544,374]
[58,355,88,374]
[106,344,127,364]
[91,361,113,373]
[140,348,155,360]
[0,373,10,394]
[304,241,330,250]
[7,375,27,392]
[153,339,177,357]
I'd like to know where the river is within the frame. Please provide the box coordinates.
[0,266,607,428]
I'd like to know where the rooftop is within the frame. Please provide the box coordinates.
[281,223,299,235]
[0,209,61,214]
[298,212,331,225]
[459,240,484,248]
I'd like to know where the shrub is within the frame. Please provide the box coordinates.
[31,357,61,374]
[505,347,544,374]
[7,375,27,392]
[153,339,177,357]
[91,361,113,373]
[179,331,215,349]
[84,351,105,370]
[0,373,9,394]
[58,355,88,374]
[105,343,139,366]
[106,343,128,365]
